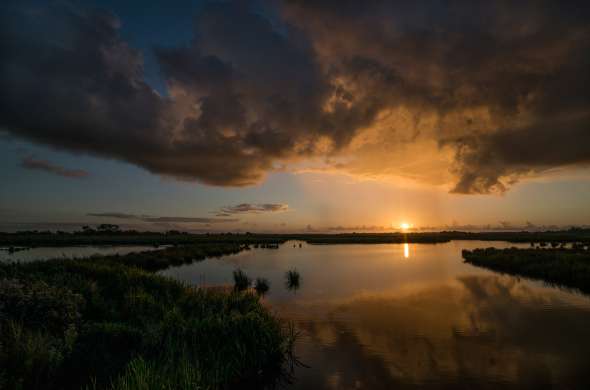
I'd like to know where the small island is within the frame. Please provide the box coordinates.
[463,246,590,294]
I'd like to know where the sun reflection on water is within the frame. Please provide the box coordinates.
[404,243,410,258]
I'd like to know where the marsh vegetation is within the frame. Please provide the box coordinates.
[254,278,270,296]
[0,245,295,389]
[285,269,301,291]
[463,246,590,293]
[232,268,251,292]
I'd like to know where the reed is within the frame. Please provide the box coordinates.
[254,277,270,296]
[285,269,301,291]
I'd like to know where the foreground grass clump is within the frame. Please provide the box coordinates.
[463,247,590,293]
[0,257,294,389]
[285,269,301,291]
[254,278,270,296]
[233,269,251,292]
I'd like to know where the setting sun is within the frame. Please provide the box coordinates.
[400,222,411,231]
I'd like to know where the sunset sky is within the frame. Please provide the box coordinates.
[1,0,589,232]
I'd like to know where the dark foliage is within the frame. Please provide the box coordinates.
[0,246,294,389]
[285,270,301,292]
[233,269,251,292]
[463,247,590,294]
[2,228,590,248]
[254,278,270,296]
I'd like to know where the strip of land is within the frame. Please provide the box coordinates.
[462,247,590,294]
[2,228,590,247]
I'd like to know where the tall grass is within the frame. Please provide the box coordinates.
[233,269,251,291]
[109,357,201,390]
[254,278,270,296]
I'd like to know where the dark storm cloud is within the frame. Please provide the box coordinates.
[142,216,238,223]
[20,157,90,178]
[1,1,589,193]
[87,212,237,223]
[191,0,586,191]
[447,118,590,193]
[217,203,289,215]
[0,4,166,172]
[87,212,136,219]
[282,0,590,193]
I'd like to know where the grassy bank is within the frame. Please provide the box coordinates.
[0,247,294,389]
[108,243,249,272]
[462,247,590,293]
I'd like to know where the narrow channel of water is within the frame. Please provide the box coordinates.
[0,245,161,263]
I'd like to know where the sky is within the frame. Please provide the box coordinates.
[1,0,589,232]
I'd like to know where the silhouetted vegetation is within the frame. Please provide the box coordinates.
[233,269,251,292]
[253,243,280,249]
[0,248,295,389]
[1,246,31,254]
[0,229,288,248]
[296,229,590,245]
[3,227,590,248]
[254,278,270,296]
[112,244,248,272]
[463,247,590,294]
[285,269,301,292]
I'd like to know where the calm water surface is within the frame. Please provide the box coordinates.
[0,245,161,262]
[162,241,590,389]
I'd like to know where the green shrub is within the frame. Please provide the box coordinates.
[0,278,83,335]
[0,321,66,390]
[60,322,143,389]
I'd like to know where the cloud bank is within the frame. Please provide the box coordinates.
[21,157,89,178]
[217,203,289,215]
[87,212,237,224]
[1,1,589,193]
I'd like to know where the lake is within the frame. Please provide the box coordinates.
[0,245,162,263]
[160,241,590,389]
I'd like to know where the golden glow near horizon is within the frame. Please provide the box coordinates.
[400,222,411,231]
[403,243,410,258]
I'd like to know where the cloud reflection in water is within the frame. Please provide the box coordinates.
[290,275,590,389]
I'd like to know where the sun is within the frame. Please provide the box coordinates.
[399,222,411,231]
